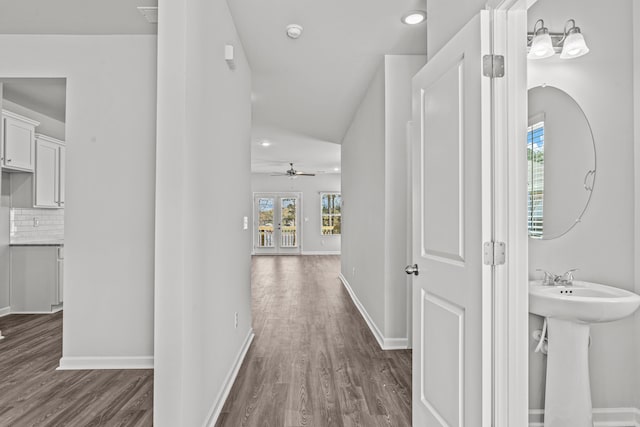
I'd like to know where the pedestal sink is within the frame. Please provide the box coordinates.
[529,280,640,427]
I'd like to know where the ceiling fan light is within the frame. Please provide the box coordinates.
[560,31,589,59]
[528,32,555,60]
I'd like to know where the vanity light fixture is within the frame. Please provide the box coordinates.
[527,18,590,60]
[560,19,589,59]
[401,10,427,25]
[528,19,555,59]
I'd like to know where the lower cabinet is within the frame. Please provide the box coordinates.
[10,245,63,313]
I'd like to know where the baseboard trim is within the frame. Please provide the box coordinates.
[529,408,640,426]
[57,356,154,370]
[338,273,409,350]
[204,328,255,427]
[0,307,10,317]
[300,251,341,255]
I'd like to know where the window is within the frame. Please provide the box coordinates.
[321,193,341,235]
[527,120,544,238]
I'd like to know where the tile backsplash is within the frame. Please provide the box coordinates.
[10,208,64,243]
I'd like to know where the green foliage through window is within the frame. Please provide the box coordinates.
[321,193,341,235]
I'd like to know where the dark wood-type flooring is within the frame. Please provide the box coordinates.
[0,312,153,426]
[216,255,412,427]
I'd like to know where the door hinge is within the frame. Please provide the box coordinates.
[483,241,506,266]
[482,54,505,78]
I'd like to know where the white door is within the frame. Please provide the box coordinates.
[410,11,493,426]
[254,193,301,255]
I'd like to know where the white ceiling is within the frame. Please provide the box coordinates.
[1,78,66,122]
[227,0,427,173]
[252,126,341,174]
[0,0,427,174]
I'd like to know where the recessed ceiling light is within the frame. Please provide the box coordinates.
[401,10,427,25]
[333,167,340,172]
[286,24,304,39]
[260,140,271,147]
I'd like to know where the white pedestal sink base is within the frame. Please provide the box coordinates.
[544,318,593,427]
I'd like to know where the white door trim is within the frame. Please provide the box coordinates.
[489,0,530,425]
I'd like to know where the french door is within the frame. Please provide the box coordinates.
[253,193,301,255]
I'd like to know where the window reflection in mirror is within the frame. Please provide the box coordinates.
[527,85,596,240]
[527,120,545,238]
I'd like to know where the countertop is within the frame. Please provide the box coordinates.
[10,241,64,247]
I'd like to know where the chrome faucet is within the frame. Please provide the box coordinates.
[536,268,578,286]
[554,269,578,286]
[536,269,558,286]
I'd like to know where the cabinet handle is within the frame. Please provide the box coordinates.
[6,158,11,163]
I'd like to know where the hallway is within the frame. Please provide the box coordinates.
[216,255,411,427]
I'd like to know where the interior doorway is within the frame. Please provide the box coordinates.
[253,192,301,255]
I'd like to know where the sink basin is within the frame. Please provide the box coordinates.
[529,280,640,323]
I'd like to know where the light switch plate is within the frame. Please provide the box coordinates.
[243,216,248,230]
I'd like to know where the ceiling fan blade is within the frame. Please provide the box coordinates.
[270,173,289,176]
[294,172,315,176]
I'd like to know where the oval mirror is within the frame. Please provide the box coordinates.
[527,85,596,240]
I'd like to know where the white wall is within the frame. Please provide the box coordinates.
[634,0,640,410]
[154,0,253,425]
[342,64,387,335]
[528,0,637,410]
[426,0,486,59]
[0,171,8,312]
[0,84,9,312]
[2,99,65,140]
[342,55,425,345]
[384,55,426,338]
[0,35,157,366]
[251,173,341,254]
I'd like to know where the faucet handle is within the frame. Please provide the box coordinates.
[536,268,557,285]
[562,268,578,282]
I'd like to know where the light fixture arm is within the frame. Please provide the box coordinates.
[532,19,548,36]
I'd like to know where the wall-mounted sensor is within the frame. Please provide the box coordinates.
[225,44,235,70]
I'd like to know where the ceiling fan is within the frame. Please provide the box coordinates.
[271,162,316,177]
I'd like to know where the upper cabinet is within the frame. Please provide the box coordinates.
[34,134,65,208]
[1,110,40,172]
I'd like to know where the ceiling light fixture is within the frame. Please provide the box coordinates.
[333,167,340,172]
[527,18,589,60]
[260,140,271,147]
[401,10,427,25]
[286,24,304,39]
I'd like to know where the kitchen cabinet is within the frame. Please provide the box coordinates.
[10,245,64,313]
[34,134,65,208]
[9,134,66,209]
[1,110,40,172]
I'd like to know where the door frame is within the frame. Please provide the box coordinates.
[252,192,303,255]
[487,0,530,425]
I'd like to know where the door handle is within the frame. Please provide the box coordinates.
[405,264,419,276]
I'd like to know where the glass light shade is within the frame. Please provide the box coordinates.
[560,32,589,59]
[528,33,555,59]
